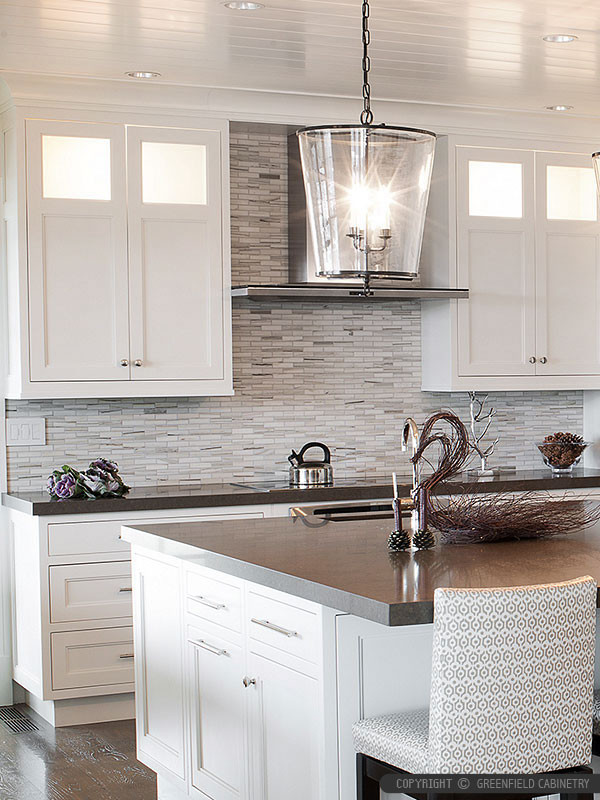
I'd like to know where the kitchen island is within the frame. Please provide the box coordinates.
[121,512,600,800]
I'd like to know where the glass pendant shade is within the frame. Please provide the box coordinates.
[297,125,436,280]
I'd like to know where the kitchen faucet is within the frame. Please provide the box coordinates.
[401,417,421,492]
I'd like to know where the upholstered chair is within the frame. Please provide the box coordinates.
[353,577,596,800]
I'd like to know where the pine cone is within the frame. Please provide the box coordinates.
[388,529,411,552]
[413,529,436,550]
[544,432,584,444]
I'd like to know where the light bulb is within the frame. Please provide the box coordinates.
[349,183,392,233]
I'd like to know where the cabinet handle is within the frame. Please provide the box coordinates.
[133,359,143,367]
[189,595,226,610]
[529,356,536,364]
[243,677,257,688]
[120,359,129,367]
[539,357,548,364]
[119,653,134,659]
[191,639,228,657]
[119,587,132,593]
[250,618,298,638]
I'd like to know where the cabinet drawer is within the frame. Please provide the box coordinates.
[186,570,242,633]
[247,589,318,664]
[49,562,133,623]
[51,627,134,690]
[48,521,130,557]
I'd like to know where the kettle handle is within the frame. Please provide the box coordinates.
[297,442,331,464]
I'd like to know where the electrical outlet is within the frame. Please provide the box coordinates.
[6,418,46,446]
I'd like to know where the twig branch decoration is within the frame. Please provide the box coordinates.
[410,410,600,545]
[468,391,499,473]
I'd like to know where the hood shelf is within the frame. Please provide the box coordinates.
[232,284,469,302]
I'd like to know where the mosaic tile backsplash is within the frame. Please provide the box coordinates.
[5,129,583,492]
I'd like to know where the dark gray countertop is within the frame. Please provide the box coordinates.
[4,468,600,516]
[122,508,600,626]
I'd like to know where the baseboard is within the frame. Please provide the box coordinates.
[157,775,189,800]
[0,655,13,705]
[19,688,135,727]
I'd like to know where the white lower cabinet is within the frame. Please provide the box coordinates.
[188,626,247,800]
[133,552,186,787]
[129,551,331,800]
[246,651,320,800]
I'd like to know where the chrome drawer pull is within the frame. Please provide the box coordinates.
[119,653,134,659]
[191,639,228,657]
[190,595,226,610]
[250,618,298,638]
[119,587,133,593]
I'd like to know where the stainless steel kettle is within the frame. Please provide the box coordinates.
[288,442,333,487]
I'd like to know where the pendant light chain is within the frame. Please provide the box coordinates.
[360,0,373,125]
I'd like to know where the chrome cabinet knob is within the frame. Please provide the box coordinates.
[133,360,143,367]
[120,359,129,367]
[539,357,548,364]
[242,677,256,688]
[529,356,536,364]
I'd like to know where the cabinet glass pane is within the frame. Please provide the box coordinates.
[546,165,597,221]
[42,136,111,200]
[141,142,207,205]
[468,160,523,218]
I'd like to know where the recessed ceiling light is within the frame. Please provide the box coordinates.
[543,34,578,43]
[546,104,574,111]
[125,71,161,79]
[224,1,264,9]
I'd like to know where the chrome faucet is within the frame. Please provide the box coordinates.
[401,417,421,492]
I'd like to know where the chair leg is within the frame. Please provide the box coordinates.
[356,753,380,800]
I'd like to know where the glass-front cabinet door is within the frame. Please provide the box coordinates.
[456,146,537,377]
[126,126,226,382]
[535,152,600,376]
[26,120,130,382]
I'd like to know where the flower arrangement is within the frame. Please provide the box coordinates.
[47,459,130,501]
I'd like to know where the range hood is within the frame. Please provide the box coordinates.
[231,131,468,303]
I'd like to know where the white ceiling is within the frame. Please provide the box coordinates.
[0,0,599,115]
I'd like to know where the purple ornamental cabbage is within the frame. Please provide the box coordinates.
[46,459,130,500]
[88,458,120,476]
[46,465,82,500]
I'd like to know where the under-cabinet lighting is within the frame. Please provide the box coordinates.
[546,105,574,111]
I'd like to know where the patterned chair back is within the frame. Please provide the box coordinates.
[428,576,596,774]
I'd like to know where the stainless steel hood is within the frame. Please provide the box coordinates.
[230,127,469,303]
[232,284,468,302]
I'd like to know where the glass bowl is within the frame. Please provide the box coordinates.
[537,441,588,474]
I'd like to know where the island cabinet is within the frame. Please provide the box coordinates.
[1,108,232,398]
[129,547,339,800]
[421,135,600,391]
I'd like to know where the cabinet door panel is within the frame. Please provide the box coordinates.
[188,628,246,800]
[132,553,185,782]
[535,152,600,375]
[127,126,227,382]
[456,147,536,377]
[247,652,320,800]
[26,120,129,382]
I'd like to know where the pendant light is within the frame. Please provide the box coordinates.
[296,1,436,295]
[593,151,600,195]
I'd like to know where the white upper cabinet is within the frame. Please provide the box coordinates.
[27,121,130,383]
[534,152,600,376]
[3,111,232,398]
[127,127,226,383]
[456,147,536,377]
[421,137,600,391]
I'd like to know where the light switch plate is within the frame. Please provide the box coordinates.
[6,418,46,446]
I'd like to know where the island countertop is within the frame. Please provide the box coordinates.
[122,509,600,626]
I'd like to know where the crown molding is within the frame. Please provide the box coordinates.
[2,71,600,143]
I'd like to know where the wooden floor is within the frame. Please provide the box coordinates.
[0,706,156,800]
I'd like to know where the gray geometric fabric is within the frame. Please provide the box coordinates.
[354,576,596,775]
[593,689,600,736]
[353,709,430,774]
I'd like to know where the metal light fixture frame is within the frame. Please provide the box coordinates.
[296,1,437,296]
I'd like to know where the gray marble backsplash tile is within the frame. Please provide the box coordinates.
[5,130,583,492]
